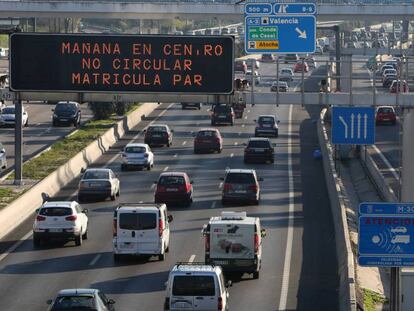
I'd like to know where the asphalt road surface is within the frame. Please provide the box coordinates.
[0,65,339,310]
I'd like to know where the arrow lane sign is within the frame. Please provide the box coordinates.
[339,116,348,139]
[351,113,355,139]
[364,113,368,139]
[357,114,362,139]
[295,27,307,39]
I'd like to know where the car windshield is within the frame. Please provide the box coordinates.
[55,103,76,113]
[248,140,271,148]
[2,107,14,114]
[198,131,217,137]
[39,207,72,217]
[159,176,185,185]
[225,173,256,184]
[83,171,109,180]
[258,117,275,124]
[172,276,215,296]
[51,295,95,310]
[148,126,167,132]
[125,146,146,153]
[119,213,156,230]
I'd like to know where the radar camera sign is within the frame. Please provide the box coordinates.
[9,33,234,94]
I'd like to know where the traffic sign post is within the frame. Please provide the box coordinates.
[244,1,316,54]
[331,107,375,145]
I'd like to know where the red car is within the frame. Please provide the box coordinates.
[293,61,309,73]
[390,80,409,93]
[194,128,223,153]
[375,106,397,125]
[154,172,193,206]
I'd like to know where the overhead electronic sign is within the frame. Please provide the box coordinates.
[10,33,234,94]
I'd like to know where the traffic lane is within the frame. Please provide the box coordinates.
[0,103,292,310]
[0,101,92,177]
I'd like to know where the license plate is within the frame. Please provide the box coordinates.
[203,140,212,143]
[264,124,271,127]
[166,188,178,192]
[174,302,192,309]
[214,260,229,265]
[49,228,62,233]
[90,183,102,187]
[254,148,265,152]
[121,243,134,249]
[60,119,68,122]
[235,190,247,194]
[219,115,226,118]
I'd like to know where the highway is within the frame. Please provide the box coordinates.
[0,61,340,310]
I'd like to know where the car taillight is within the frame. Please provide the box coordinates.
[159,219,164,237]
[65,215,77,221]
[205,233,210,252]
[110,218,116,237]
[249,184,258,192]
[254,233,259,253]
[36,215,46,221]
[218,297,223,311]
[185,183,191,192]
[223,183,232,191]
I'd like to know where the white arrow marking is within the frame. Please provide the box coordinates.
[295,28,307,39]
[278,4,288,13]
[350,114,355,138]
[364,114,368,139]
[357,114,361,139]
[339,116,348,139]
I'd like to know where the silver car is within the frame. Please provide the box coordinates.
[78,168,120,202]
[47,289,115,311]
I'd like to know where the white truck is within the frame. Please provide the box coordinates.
[202,211,266,279]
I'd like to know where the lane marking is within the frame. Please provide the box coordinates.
[372,145,399,180]
[150,183,156,190]
[163,166,169,172]
[278,104,295,311]
[188,254,196,263]
[230,153,234,158]
[182,141,187,146]
[88,254,102,266]
[242,124,245,128]
[219,182,223,188]
[244,116,248,120]
[173,153,178,158]
[211,201,217,209]
[238,132,242,136]
[247,109,251,113]
[234,142,238,146]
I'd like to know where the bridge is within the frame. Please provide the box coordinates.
[0,0,414,20]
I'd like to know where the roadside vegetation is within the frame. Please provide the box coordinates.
[0,35,8,48]
[363,288,388,311]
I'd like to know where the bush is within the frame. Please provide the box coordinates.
[88,102,115,119]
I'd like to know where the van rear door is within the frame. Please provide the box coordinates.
[117,211,159,253]
[171,275,216,310]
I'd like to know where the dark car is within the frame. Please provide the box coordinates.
[383,75,397,88]
[144,124,173,147]
[52,101,81,127]
[221,169,262,205]
[261,54,275,62]
[181,102,201,110]
[47,288,115,311]
[194,128,223,153]
[211,104,234,126]
[244,138,274,164]
[284,54,299,63]
[255,115,279,137]
[235,60,247,74]
[375,106,397,125]
[154,172,193,206]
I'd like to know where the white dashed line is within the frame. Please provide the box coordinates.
[88,254,102,266]
[234,142,238,146]
[182,141,187,146]
[219,182,223,189]
[238,132,242,136]
[242,124,245,128]
[163,166,169,172]
[173,153,178,158]
[230,153,234,158]
[150,184,156,190]
[189,254,196,263]
[244,116,248,120]
[211,201,217,209]
[247,110,251,113]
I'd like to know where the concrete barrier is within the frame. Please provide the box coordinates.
[0,103,158,240]
[317,108,357,311]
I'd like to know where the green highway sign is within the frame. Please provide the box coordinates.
[248,26,278,41]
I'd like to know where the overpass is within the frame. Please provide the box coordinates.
[0,1,414,20]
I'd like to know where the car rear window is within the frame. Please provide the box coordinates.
[83,171,109,180]
[39,207,72,216]
[198,131,217,137]
[52,295,95,310]
[119,213,157,230]
[378,108,394,113]
[248,140,271,148]
[258,117,274,124]
[213,105,231,113]
[172,276,215,296]
[225,173,256,184]
[125,146,146,153]
[159,176,185,185]
[148,126,167,132]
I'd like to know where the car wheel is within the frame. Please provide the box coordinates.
[33,234,41,247]
[147,163,151,171]
[165,244,170,253]
[52,120,57,127]
[198,104,201,110]
[159,251,165,261]
[221,198,228,206]
[181,105,186,110]
[271,158,275,164]
[252,271,260,279]
[113,254,122,262]
[82,229,88,240]
[275,130,279,138]
[75,233,83,246]
[218,148,222,153]
[211,121,215,126]
[116,188,120,197]
[25,119,29,127]
[110,193,116,201]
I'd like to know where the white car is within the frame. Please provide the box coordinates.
[78,168,120,202]
[279,68,294,82]
[0,105,29,127]
[33,201,89,247]
[0,143,6,170]
[0,48,6,57]
[121,143,154,171]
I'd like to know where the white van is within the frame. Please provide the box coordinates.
[164,263,231,311]
[202,211,266,279]
[112,203,173,261]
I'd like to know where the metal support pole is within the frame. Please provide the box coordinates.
[251,58,255,106]
[349,58,353,106]
[301,58,305,106]
[14,93,23,185]
[276,57,279,107]
[373,58,377,107]
[334,25,341,91]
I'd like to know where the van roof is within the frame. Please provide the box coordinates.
[210,211,256,225]
[116,203,165,212]
[172,264,219,273]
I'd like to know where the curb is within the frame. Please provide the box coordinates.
[0,103,158,241]
[317,108,357,311]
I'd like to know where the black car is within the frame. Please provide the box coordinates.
[244,138,274,164]
[211,104,234,126]
[254,115,279,137]
[383,75,397,88]
[144,124,173,147]
[52,101,81,127]
[181,102,201,110]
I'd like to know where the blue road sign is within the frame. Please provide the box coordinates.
[274,3,316,15]
[331,107,375,145]
[360,202,414,216]
[244,1,316,54]
[359,215,414,267]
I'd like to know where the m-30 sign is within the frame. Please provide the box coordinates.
[10,33,234,94]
